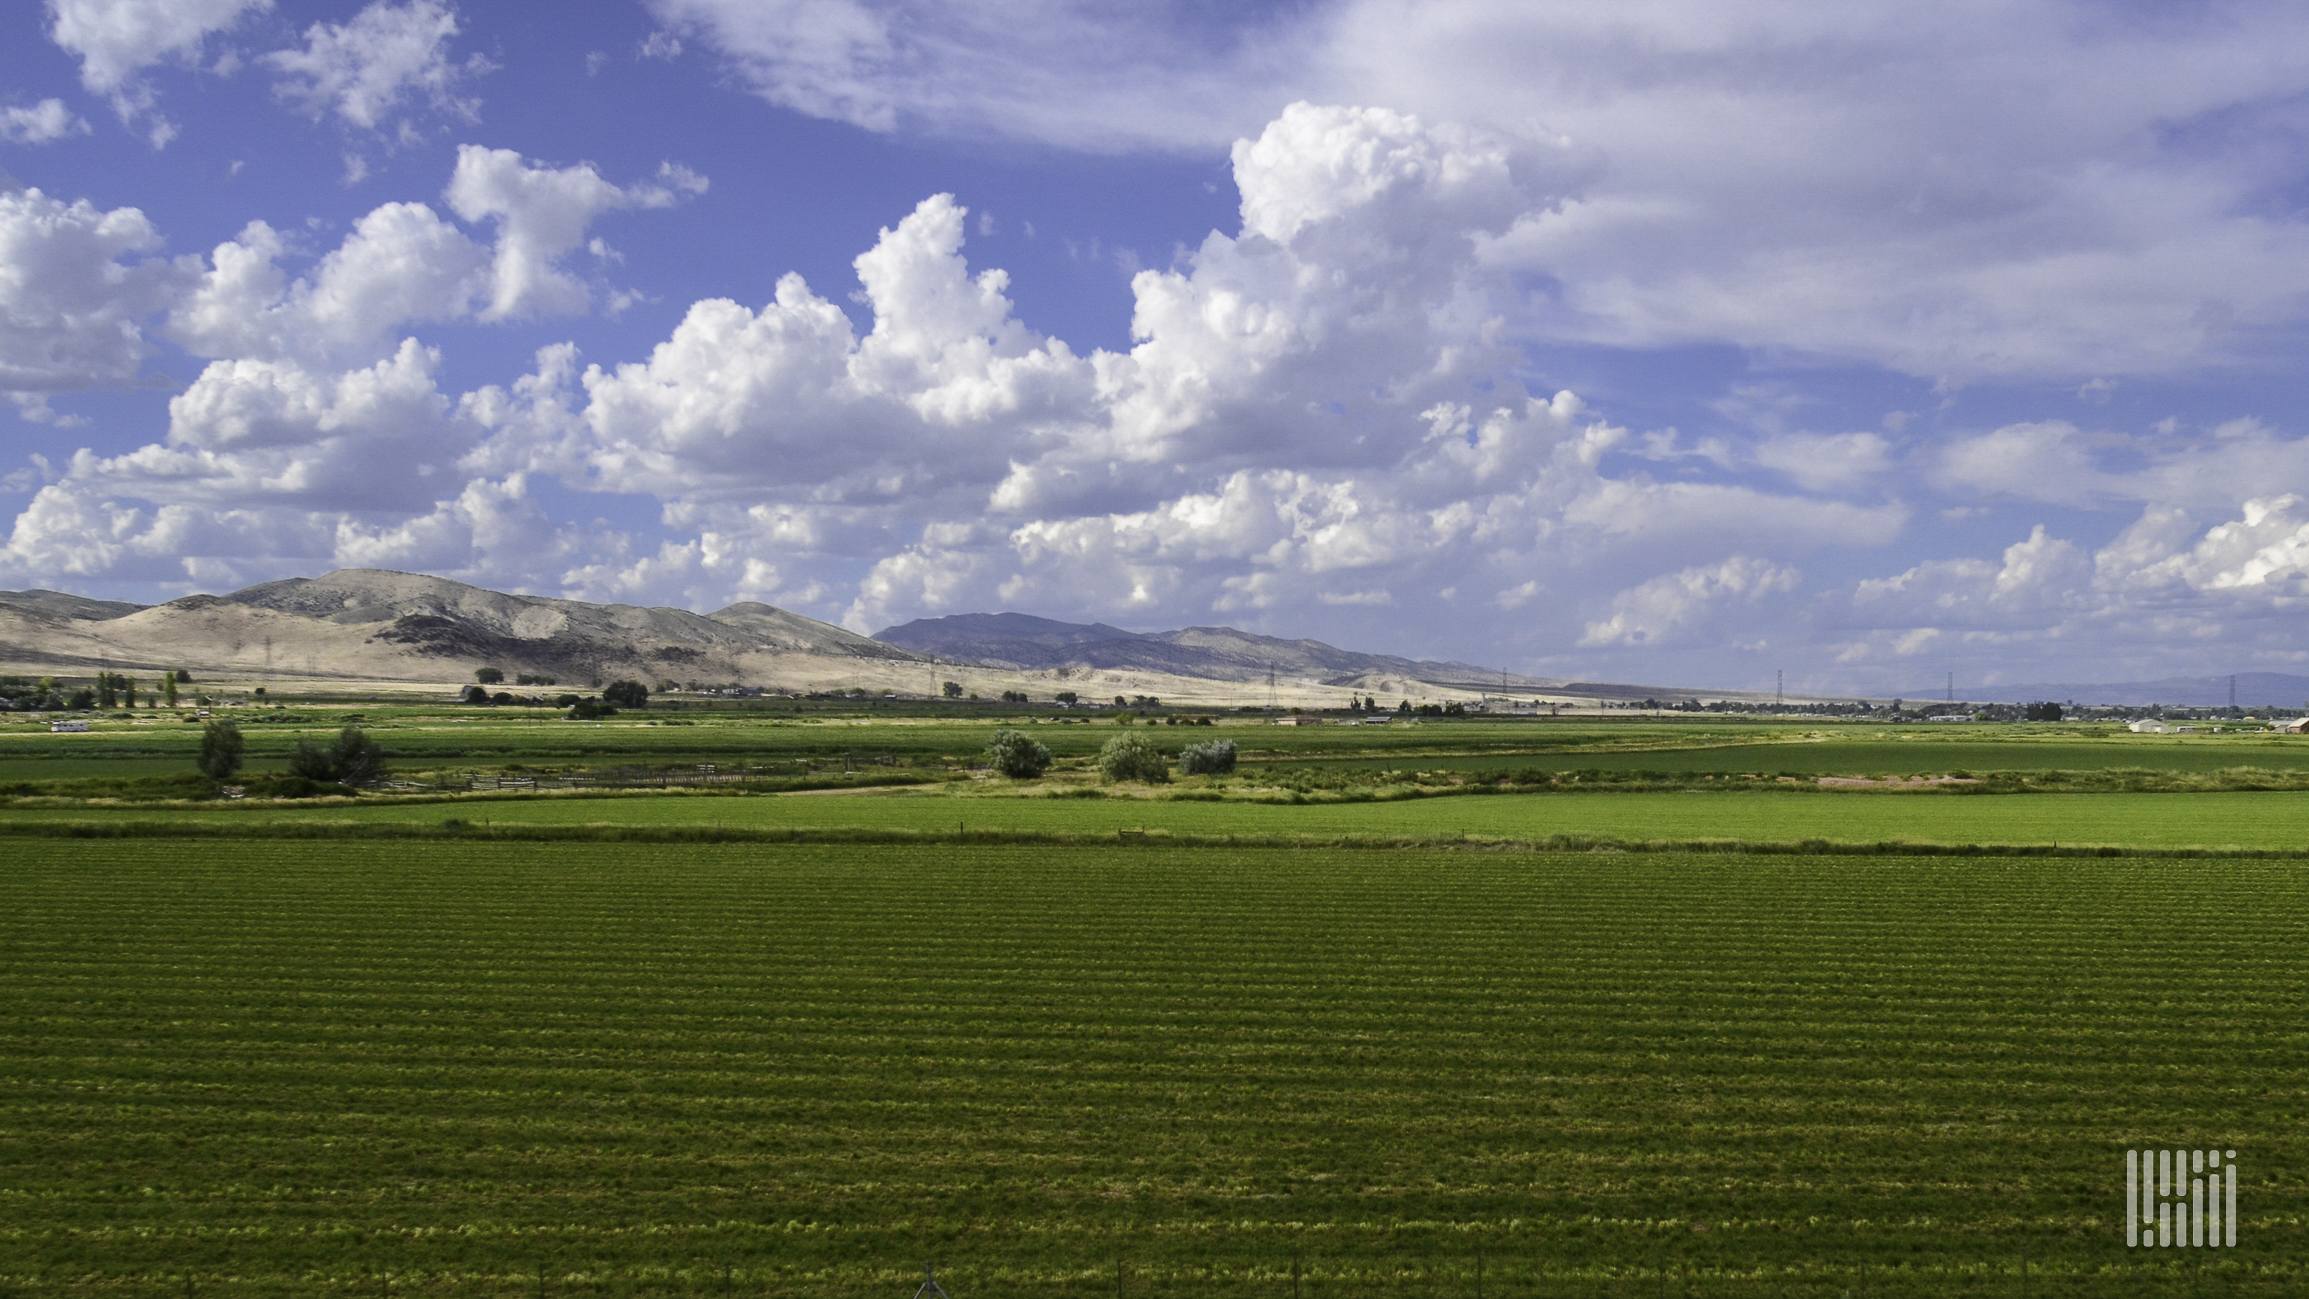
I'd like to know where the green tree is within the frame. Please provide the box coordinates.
[475,666,505,684]
[164,674,179,708]
[197,719,244,781]
[1097,732,1170,784]
[329,725,386,784]
[987,728,1053,779]
[96,674,116,709]
[943,680,963,698]
[285,726,385,785]
[602,679,649,708]
[1179,738,1236,776]
[1055,691,1078,705]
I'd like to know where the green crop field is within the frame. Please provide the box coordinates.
[4,707,2303,1296]
[1,840,2300,1298]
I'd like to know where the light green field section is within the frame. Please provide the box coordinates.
[1,840,2299,1296]
[7,785,2307,849]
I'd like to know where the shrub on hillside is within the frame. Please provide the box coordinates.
[1097,732,1170,784]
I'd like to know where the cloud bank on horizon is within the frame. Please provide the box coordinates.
[7,0,2309,692]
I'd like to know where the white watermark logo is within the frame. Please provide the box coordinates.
[2127,1149,2236,1248]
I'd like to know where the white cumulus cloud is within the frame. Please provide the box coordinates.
[0,186,191,395]
[46,0,272,145]
[0,99,93,145]
[263,0,488,131]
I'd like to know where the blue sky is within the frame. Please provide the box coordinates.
[7,0,2309,693]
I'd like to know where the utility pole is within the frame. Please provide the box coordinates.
[2231,674,2238,711]
[1776,669,1783,708]
[1947,671,1954,704]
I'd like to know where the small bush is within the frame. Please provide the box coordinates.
[987,728,1053,779]
[475,667,505,684]
[1097,732,1170,784]
[1179,738,1236,776]
[568,698,618,720]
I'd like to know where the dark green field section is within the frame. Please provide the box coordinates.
[7,787,2306,850]
[2,842,2302,1296]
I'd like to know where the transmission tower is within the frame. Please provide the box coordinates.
[1946,671,1954,704]
[1266,662,1278,713]
[1776,669,1783,707]
[911,1262,953,1299]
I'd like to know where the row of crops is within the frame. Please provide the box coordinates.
[3,840,2301,1295]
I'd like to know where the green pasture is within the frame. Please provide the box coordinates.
[6,784,2309,850]
[1,839,2298,1297]
[5,711,2308,785]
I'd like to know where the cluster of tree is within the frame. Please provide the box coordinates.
[0,676,65,710]
[1055,691,1079,705]
[999,690,1030,703]
[1348,695,1383,712]
[1126,694,1162,708]
[195,718,387,794]
[517,673,556,686]
[2022,701,2065,721]
[1159,715,1216,726]
[287,726,388,785]
[2,669,192,711]
[942,680,964,697]
[1404,701,1467,717]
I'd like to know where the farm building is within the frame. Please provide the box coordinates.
[2129,719,2170,733]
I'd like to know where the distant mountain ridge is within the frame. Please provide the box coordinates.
[1921,673,2309,708]
[875,611,1557,690]
[0,569,918,684]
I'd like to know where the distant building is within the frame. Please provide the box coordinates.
[2282,718,2309,734]
[2129,719,2170,733]
[49,720,89,733]
[1269,715,1322,726]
